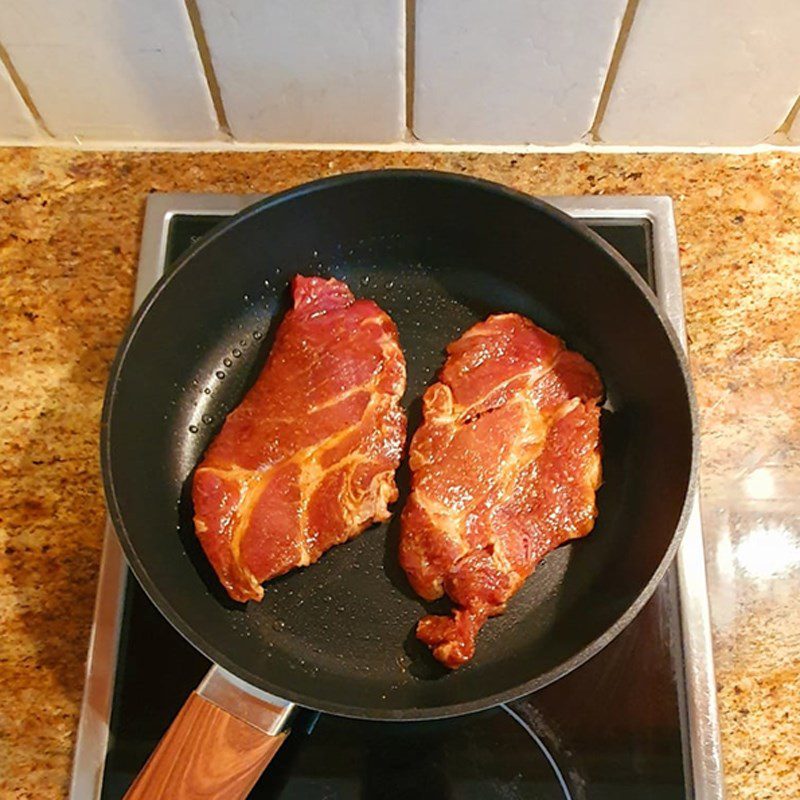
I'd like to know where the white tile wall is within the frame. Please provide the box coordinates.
[195,0,404,143]
[600,0,800,146]
[0,62,39,141]
[412,0,628,144]
[0,0,798,147]
[0,0,218,141]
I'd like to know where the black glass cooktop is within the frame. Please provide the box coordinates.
[101,215,690,800]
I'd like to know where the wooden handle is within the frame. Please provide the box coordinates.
[124,692,287,799]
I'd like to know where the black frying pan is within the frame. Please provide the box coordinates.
[102,171,697,797]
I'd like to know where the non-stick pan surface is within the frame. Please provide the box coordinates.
[102,170,697,720]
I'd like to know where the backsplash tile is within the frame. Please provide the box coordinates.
[412,0,627,145]
[600,0,800,146]
[0,0,797,147]
[0,1,218,141]
[195,0,404,143]
[0,63,38,141]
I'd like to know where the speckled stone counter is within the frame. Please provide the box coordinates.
[1,148,798,799]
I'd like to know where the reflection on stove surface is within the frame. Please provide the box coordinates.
[251,706,568,800]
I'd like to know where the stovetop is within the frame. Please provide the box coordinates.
[71,193,723,800]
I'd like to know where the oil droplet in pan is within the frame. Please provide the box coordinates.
[188,425,199,434]
[216,371,225,380]
[223,357,232,367]
[201,414,214,425]
[253,331,263,340]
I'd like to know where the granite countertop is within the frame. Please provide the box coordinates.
[0,148,797,799]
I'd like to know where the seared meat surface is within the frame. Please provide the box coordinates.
[400,314,602,668]
[193,275,406,602]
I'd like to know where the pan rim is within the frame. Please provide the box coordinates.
[101,169,699,721]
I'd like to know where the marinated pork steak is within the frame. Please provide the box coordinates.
[193,276,406,602]
[399,314,602,668]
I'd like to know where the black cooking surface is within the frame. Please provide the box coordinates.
[101,214,690,799]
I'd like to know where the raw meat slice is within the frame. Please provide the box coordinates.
[193,275,406,602]
[399,314,602,668]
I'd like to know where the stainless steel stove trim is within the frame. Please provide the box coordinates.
[68,524,127,800]
[548,196,724,800]
[70,192,723,800]
[68,195,252,800]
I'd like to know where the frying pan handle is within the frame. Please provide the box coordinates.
[124,666,295,799]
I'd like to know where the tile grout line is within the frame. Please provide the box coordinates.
[184,0,233,141]
[404,0,418,142]
[771,93,800,138]
[585,0,640,144]
[0,39,54,138]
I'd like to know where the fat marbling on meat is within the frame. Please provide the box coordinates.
[399,314,602,668]
[193,275,406,602]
